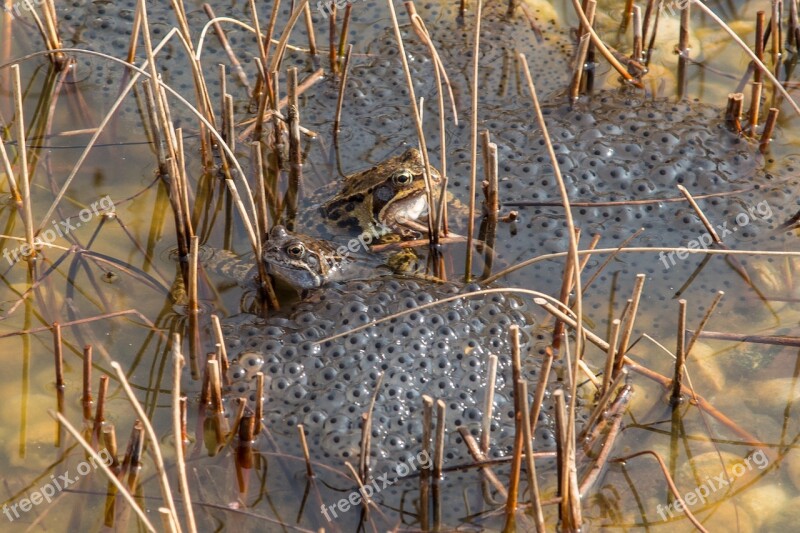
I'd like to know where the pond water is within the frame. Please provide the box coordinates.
[1,0,800,531]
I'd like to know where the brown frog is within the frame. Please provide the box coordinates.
[316,148,442,239]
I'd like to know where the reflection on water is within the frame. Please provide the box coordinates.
[1,0,800,530]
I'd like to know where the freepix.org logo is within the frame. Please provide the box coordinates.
[3,195,115,265]
[3,448,114,522]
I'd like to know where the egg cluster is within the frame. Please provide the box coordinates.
[215,278,583,473]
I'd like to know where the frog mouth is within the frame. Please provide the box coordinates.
[381,194,428,231]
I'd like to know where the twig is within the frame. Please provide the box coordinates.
[611,451,709,533]
[569,0,596,100]
[614,274,645,375]
[759,107,780,153]
[434,399,446,478]
[203,3,251,91]
[333,44,353,134]
[297,424,315,477]
[51,411,156,532]
[749,81,763,137]
[171,334,198,533]
[111,361,182,532]
[480,354,498,454]
[12,64,34,258]
[671,299,687,405]
[464,0,483,279]
[302,3,317,57]
[685,290,724,357]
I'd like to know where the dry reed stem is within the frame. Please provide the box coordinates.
[685,290,724,357]
[297,424,315,477]
[694,0,800,116]
[579,369,628,444]
[203,4,251,91]
[51,322,64,390]
[755,11,765,85]
[760,107,780,152]
[458,428,509,497]
[519,56,584,498]
[570,0,642,87]
[632,5,643,61]
[334,44,353,134]
[102,424,118,467]
[329,4,338,74]
[725,92,744,132]
[519,51,584,358]
[677,185,722,244]
[11,65,34,257]
[480,354,498,454]
[82,345,94,420]
[110,361,182,532]
[344,462,373,518]
[553,391,571,527]
[188,235,200,367]
[254,372,264,432]
[224,95,235,150]
[52,322,65,445]
[0,125,19,202]
[302,3,318,57]
[771,0,781,58]
[552,228,579,348]
[641,0,657,54]
[601,319,621,396]
[578,384,630,493]
[248,0,267,72]
[210,315,230,382]
[227,398,246,446]
[434,399,446,478]
[749,81,763,136]
[51,411,156,532]
[359,372,384,481]
[250,141,271,234]
[200,353,215,406]
[422,394,433,459]
[529,344,554,434]
[581,229,643,295]
[407,4,457,236]
[386,0,437,242]
[406,5,458,125]
[519,380,545,531]
[671,299,687,404]
[688,330,800,346]
[93,375,109,444]
[504,326,524,530]
[171,334,198,533]
[159,508,178,533]
[339,4,352,63]
[464,0,483,279]
[286,67,302,226]
[569,0,597,100]
[614,274,645,375]
[611,451,709,532]
[262,0,281,67]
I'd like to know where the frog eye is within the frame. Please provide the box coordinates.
[286,242,306,258]
[392,170,414,186]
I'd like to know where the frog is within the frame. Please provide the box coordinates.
[308,147,444,240]
[261,225,357,289]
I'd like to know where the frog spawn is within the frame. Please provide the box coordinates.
[214,278,581,474]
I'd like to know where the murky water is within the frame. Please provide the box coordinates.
[1,0,800,530]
